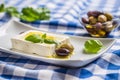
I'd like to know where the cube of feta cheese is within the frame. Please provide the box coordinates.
[11,30,70,57]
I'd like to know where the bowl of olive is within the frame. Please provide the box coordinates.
[79,10,120,38]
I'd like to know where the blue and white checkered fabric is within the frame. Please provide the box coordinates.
[0,0,120,80]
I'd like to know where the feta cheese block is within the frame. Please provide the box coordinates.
[11,30,72,57]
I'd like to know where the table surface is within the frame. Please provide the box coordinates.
[0,0,120,80]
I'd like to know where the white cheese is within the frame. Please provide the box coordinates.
[11,30,70,57]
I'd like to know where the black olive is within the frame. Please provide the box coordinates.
[81,17,89,24]
[55,48,70,56]
[93,22,103,30]
[112,20,119,26]
[87,11,102,17]
[92,11,103,17]
[87,11,93,17]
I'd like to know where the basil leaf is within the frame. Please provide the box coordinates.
[84,39,103,53]
[20,15,37,22]
[20,7,50,22]
[0,4,50,22]
[25,34,42,43]
[0,4,5,12]
[5,6,19,17]
[42,33,46,39]
[44,39,57,45]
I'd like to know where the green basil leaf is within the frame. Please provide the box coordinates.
[84,39,103,53]
[25,34,42,43]
[44,39,57,45]
[0,4,5,12]
[42,33,46,39]
[20,15,37,22]
[20,7,50,22]
[0,4,50,22]
[5,6,19,17]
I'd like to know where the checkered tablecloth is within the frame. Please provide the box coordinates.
[0,0,120,80]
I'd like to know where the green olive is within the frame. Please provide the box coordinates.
[89,16,97,24]
[104,13,113,21]
[98,15,107,23]
[59,43,74,52]
[104,21,113,32]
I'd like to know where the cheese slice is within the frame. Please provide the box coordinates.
[11,30,70,57]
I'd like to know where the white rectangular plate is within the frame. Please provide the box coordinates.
[0,19,116,67]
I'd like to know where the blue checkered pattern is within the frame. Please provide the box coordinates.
[0,0,120,80]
